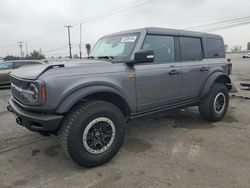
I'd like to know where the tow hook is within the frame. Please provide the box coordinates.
[7,105,13,113]
[16,117,22,125]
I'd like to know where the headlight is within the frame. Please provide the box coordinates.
[11,77,46,106]
[23,83,39,103]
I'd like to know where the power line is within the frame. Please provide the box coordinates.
[2,1,250,56]
[185,16,250,33]
[73,0,156,25]
[187,16,250,30]
[43,46,68,53]
[201,20,250,32]
[0,0,155,50]
[0,29,63,50]
[0,0,156,57]
[0,43,19,49]
[200,20,250,32]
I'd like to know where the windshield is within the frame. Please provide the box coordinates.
[90,33,139,59]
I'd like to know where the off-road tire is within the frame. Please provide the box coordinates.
[199,83,229,122]
[59,100,126,167]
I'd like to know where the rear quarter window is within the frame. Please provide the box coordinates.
[206,38,225,58]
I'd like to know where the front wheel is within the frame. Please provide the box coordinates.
[199,83,229,122]
[59,100,126,167]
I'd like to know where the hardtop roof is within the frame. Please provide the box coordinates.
[103,27,222,39]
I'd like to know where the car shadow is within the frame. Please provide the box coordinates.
[130,108,215,130]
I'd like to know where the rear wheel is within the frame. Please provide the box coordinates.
[59,100,126,167]
[199,83,229,122]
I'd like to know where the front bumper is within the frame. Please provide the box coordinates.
[7,98,63,132]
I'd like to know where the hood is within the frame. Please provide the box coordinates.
[10,59,111,80]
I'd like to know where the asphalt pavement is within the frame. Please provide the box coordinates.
[0,53,250,188]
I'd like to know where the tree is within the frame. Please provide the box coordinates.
[230,45,242,52]
[3,55,20,61]
[29,50,45,59]
[247,42,250,51]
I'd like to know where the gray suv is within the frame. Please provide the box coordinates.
[7,27,232,167]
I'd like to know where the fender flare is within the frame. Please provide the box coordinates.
[200,72,231,98]
[55,85,131,114]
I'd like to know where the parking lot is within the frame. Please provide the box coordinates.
[0,54,250,188]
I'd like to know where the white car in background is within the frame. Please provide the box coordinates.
[242,53,250,58]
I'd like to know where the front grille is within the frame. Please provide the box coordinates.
[11,77,23,88]
[10,77,29,104]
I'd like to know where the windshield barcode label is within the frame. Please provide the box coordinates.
[121,36,137,43]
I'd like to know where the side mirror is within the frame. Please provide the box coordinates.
[134,50,154,64]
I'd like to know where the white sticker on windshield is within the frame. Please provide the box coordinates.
[121,36,137,43]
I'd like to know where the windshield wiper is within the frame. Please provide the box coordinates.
[97,56,114,60]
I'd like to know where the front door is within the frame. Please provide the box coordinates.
[134,35,182,112]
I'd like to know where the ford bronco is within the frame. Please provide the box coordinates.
[7,27,232,167]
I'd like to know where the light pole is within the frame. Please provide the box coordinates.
[79,23,82,59]
[64,25,73,59]
[17,41,24,57]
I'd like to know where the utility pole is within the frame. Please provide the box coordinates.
[79,23,82,59]
[17,41,24,57]
[64,25,73,59]
[25,43,28,57]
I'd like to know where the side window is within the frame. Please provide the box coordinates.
[180,37,203,61]
[0,62,13,70]
[206,38,225,58]
[14,62,29,69]
[30,61,41,65]
[142,35,175,63]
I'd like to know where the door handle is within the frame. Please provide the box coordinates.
[169,69,180,75]
[200,67,208,72]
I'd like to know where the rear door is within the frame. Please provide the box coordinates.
[0,62,13,85]
[179,36,209,100]
[134,34,182,112]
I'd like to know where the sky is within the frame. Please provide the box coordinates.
[0,0,250,57]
